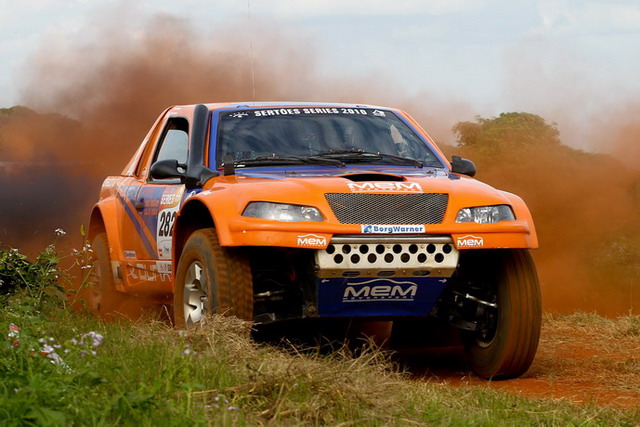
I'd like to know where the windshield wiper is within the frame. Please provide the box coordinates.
[234,154,345,168]
[313,149,423,167]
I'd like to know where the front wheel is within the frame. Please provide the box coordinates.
[462,249,542,380]
[173,229,253,328]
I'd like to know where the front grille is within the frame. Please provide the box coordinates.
[325,193,448,224]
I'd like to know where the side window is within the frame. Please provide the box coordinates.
[154,118,189,165]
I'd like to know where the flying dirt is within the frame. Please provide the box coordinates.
[1,11,640,416]
[1,13,639,316]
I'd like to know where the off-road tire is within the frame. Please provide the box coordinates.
[464,249,542,380]
[89,232,119,313]
[174,228,253,328]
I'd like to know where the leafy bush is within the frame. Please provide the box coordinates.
[0,229,93,315]
[1,234,64,314]
[452,112,561,152]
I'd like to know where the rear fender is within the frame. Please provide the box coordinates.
[89,201,121,249]
[89,199,125,282]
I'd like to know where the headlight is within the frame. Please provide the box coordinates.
[455,205,515,224]
[242,202,324,222]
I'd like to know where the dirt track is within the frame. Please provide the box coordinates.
[414,314,640,410]
[90,293,640,411]
[252,313,640,411]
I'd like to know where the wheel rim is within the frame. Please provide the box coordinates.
[183,261,208,325]
[475,304,498,348]
[473,282,499,348]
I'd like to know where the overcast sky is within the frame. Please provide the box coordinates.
[1,0,639,150]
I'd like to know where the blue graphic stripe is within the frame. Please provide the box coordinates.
[117,192,156,258]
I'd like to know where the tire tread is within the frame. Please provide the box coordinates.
[466,249,542,379]
[174,228,253,326]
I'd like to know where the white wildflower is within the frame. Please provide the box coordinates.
[82,331,104,347]
[8,324,20,338]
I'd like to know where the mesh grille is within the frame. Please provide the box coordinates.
[325,193,448,224]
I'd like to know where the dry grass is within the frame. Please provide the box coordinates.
[4,307,639,424]
[546,312,640,338]
[184,314,640,421]
[176,315,411,424]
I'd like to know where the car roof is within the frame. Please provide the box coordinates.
[169,102,398,112]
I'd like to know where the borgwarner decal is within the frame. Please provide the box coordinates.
[361,224,426,234]
[456,235,484,248]
[347,182,423,193]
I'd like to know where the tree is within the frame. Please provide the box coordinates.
[452,112,560,150]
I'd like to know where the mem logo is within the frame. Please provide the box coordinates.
[297,234,327,247]
[347,182,423,193]
[456,235,484,248]
[343,278,418,302]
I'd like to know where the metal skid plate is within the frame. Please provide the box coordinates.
[315,235,459,279]
[316,276,449,317]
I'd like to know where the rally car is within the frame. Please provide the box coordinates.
[88,102,541,379]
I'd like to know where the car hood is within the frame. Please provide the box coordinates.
[204,165,515,210]
[233,165,447,180]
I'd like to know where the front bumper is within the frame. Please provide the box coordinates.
[314,235,459,317]
[222,217,537,250]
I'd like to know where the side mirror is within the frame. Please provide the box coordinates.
[150,159,186,181]
[450,156,477,177]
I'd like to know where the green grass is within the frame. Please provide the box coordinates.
[1,244,639,425]
[2,309,639,426]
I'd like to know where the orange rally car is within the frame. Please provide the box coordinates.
[89,102,541,379]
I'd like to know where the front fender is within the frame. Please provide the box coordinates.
[498,190,538,248]
[178,181,539,251]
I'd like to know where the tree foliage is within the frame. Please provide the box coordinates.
[452,112,561,150]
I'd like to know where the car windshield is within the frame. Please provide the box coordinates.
[216,107,444,168]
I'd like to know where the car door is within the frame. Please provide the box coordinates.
[119,116,189,293]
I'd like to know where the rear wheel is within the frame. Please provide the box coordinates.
[89,232,119,314]
[173,228,253,328]
[463,250,542,379]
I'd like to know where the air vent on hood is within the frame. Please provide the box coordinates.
[340,173,404,182]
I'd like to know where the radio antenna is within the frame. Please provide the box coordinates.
[248,0,256,101]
